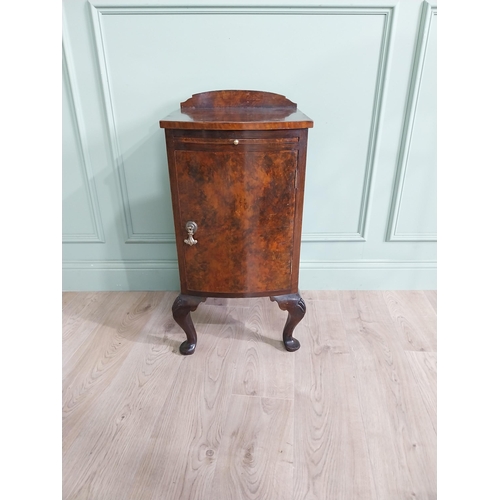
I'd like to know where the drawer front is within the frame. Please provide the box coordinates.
[174,136,299,148]
[173,146,298,295]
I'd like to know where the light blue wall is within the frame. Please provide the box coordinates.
[62,0,437,291]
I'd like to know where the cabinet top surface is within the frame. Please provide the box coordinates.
[159,90,313,131]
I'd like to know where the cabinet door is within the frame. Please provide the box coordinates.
[173,141,299,295]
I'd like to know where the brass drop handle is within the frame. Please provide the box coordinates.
[184,221,198,246]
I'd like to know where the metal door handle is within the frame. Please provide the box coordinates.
[184,221,198,246]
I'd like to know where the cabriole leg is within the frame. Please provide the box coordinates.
[172,294,206,355]
[270,293,306,352]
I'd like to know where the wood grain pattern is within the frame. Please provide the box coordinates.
[293,292,376,500]
[231,297,295,400]
[161,90,312,130]
[163,91,310,303]
[339,291,437,500]
[62,291,79,310]
[166,130,307,297]
[161,107,313,130]
[63,291,437,500]
[62,293,181,500]
[424,290,437,313]
[383,290,437,351]
[405,351,437,433]
[299,290,350,355]
[211,394,294,500]
[175,148,297,294]
[62,292,162,453]
[62,292,111,332]
[128,302,239,500]
[180,90,297,110]
[62,291,116,365]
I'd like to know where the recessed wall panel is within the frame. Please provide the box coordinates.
[395,11,436,238]
[62,60,99,241]
[98,11,387,240]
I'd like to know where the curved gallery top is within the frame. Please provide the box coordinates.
[159,90,314,131]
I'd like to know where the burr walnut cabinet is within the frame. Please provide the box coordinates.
[160,90,313,355]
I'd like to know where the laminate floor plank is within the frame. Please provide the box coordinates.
[339,291,437,500]
[231,297,295,400]
[62,292,119,364]
[62,291,79,310]
[63,290,437,500]
[62,292,149,380]
[127,301,240,500]
[62,292,163,453]
[211,394,294,500]
[62,292,113,327]
[62,292,181,500]
[383,291,437,352]
[424,290,437,313]
[299,290,350,354]
[293,293,376,500]
[405,351,437,433]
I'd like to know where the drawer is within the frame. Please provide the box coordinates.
[175,136,298,146]
[173,130,300,152]
[173,135,300,152]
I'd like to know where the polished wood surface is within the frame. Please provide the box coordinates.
[270,293,306,352]
[172,294,207,355]
[160,108,313,130]
[63,291,437,500]
[164,113,309,298]
[160,90,313,130]
[161,91,311,353]
[175,147,297,294]
[180,90,298,110]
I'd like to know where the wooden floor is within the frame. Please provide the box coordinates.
[62,291,437,500]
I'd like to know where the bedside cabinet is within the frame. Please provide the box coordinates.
[160,90,313,355]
